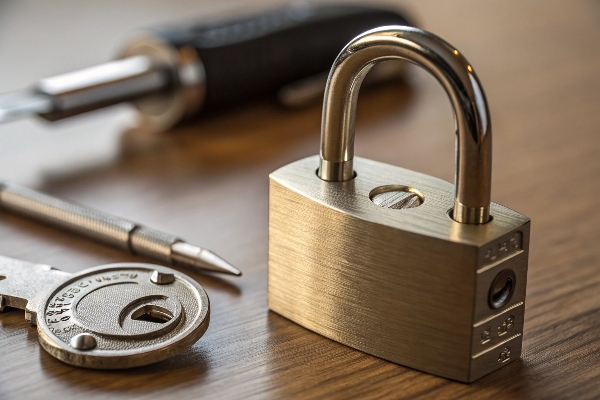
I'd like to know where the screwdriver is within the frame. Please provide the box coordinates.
[0,181,241,277]
[0,4,410,132]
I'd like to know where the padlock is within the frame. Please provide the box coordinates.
[268,26,530,382]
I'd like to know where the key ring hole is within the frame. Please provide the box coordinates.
[489,269,516,309]
[131,304,173,324]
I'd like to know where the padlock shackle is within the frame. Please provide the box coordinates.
[318,26,492,224]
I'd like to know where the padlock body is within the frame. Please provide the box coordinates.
[268,155,530,382]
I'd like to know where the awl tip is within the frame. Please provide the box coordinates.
[171,242,242,277]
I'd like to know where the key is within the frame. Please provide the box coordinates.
[0,255,209,369]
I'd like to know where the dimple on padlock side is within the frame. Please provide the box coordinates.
[268,156,530,382]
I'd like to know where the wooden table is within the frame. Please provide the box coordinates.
[1,1,598,398]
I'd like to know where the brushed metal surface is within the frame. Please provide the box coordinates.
[268,155,530,382]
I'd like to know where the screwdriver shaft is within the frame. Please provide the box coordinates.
[0,56,169,124]
[0,182,240,276]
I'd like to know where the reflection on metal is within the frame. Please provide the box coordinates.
[318,26,492,224]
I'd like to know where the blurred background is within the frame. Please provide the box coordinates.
[0,1,599,398]
[4,0,595,188]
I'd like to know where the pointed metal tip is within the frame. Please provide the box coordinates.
[198,249,242,277]
[170,242,242,277]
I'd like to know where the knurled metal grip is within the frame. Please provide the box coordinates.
[0,183,180,263]
[318,26,492,224]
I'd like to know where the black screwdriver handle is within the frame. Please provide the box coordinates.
[151,4,412,115]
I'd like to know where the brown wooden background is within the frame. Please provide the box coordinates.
[0,0,599,398]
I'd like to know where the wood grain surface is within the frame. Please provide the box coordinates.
[0,0,599,398]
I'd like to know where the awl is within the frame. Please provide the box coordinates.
[0,181,241,277]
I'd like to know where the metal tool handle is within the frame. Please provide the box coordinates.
[152,4,411,113]
[7,5,410,131]
[318,26,492,224]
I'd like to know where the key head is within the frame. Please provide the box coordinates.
[35,263,209,369]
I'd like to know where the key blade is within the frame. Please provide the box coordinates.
[0,256,71,320]
[0,91,54,122]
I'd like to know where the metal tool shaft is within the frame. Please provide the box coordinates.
[36,55,169,121]
[0,182,240,276]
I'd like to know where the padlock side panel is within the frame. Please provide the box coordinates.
[468,222,530,381]
[268,175,479,381]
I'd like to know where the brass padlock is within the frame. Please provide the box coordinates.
[268,26,530,382]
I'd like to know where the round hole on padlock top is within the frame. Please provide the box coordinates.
[446,208,494,223]
[314,168,357,179]
[369,185,424,210]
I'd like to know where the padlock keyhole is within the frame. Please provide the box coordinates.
[131,305,173,324]
[492,278,512,305]
[489,270,516,309]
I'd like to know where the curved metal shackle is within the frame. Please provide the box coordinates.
[318,26,492,224]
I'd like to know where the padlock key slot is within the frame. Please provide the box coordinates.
[488,269,516,309]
